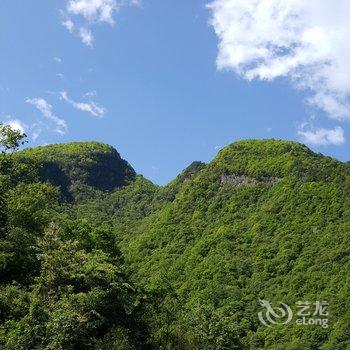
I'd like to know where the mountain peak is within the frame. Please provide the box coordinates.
[18,141,136,199]
[212,139,344,180]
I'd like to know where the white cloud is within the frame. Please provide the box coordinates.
[61,0,138,46]
[26,122,45,142]
[208,0,350,121]
[5,118,26,133]
[84,90,97,98]
[8,119,26,133]
[30,126,43,141]
[60,90,106,117]
[62,19,75,32]
[79,27,94,47]
[26,98,67,135]
[2,118,45,142]
[298,125,345,146]
[67,0,118,25]
[54,57,62,63]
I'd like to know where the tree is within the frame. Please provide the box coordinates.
[3,224,152,349]
[0,123,27,154]
[0,123,28,236]
[0,123,55,283]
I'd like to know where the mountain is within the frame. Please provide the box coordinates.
[123,140,350,349]
[2,138,350,349]
[17,141,136,200]
[62,139,350,349]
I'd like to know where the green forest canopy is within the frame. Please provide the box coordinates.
[1,125,349,349]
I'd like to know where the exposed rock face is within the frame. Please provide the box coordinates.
[220,173,280,187]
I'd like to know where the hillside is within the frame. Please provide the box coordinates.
[122,140,350,349]
[17,141,136,200]
[62,139,350,349]
[1,137,350,349]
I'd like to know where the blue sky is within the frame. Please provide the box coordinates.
[1,0,349,184]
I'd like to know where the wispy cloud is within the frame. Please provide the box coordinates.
[26,98,67,135]
[79,27,94,47]
[61,0,138,46]
[60,90,106,117]
[84,90,97,98]
[208,0,350,122]
[30,124,44,141]
[62,18,75,32]
[298,125,345,146]
[54,57,62,63]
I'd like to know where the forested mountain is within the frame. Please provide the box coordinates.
[16,142,135,201]
[0,124,349,349]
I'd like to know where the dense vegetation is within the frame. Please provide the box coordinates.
[17,142,135,200]
[0,127,150,349]
[0,123,349,349]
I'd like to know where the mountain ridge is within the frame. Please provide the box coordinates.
[2,137,350,349]
[18,138,348,188]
